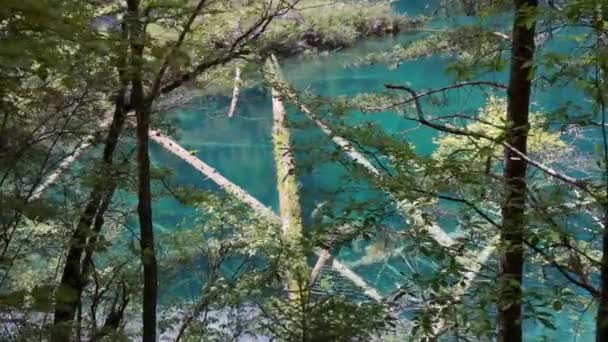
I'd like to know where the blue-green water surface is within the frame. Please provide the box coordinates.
[150,1,595,340]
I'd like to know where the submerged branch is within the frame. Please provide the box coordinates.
[268,59,501,322]
[227,66,242,117]
[30,112,114,200]
[268,56,455,248]
[309,248,331,288]
[148,129,384,303]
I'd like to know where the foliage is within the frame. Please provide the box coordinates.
[261,1,421,56]
[364,25,508,75]
[433,95,568,164]
[4,0,608,340]
[258,295,388,341]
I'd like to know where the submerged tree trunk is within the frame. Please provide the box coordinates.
[150,129,384,301]
[271,78,308,298]
[498,1,537,341]
[228,66,241,117]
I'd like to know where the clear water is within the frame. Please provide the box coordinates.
[149,0,595,339]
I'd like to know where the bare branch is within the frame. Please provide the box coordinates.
[148,0,209,101]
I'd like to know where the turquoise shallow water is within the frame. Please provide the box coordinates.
[147,1,596,339]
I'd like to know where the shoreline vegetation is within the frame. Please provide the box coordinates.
[161,1,421,109]
[262,1,423,57]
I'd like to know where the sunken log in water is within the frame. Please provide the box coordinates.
[29,90,193,201]
[267,56,494,311]
[148,129,383,302]
[269,65,309,299]
[266,56,455,246]
[30,112,114,200]
[227,66,241,117]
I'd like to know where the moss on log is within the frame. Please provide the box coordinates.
[270,70,309,298]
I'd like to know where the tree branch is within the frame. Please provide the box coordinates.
[385,83,593,194]
[148,0,209,101]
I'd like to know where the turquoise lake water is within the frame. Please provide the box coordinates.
[142,0,596,339]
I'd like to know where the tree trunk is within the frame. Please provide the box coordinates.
[80,186,117,281]
[127,0,157,339]
[595,10,608,341]
[91,281,130,341]
[598,209,608,341]
[135,102,157,342]
[52,83,128,341]
[271,81,308,298]
[498,1,537,341]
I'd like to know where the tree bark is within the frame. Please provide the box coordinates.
[135,101,157,342]
[598,209,608,341]
[127,0,157,340]
[498,1,537,341]
[595,9,608,341]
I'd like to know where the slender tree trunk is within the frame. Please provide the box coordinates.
[127,0,157,339]
[52,77,128,341]
[595,9,608,340]
[498,1,537,341]
[134,102,157,342]
[52,190,104,339]
[598,209,608,341]
[91,281,130,341]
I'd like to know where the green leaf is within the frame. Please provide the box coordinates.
[55,284,79,303]
[537,316,556,330]
[32,285,54,312]
[0,290,27,308]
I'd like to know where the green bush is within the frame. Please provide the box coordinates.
[260,1,416,54]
